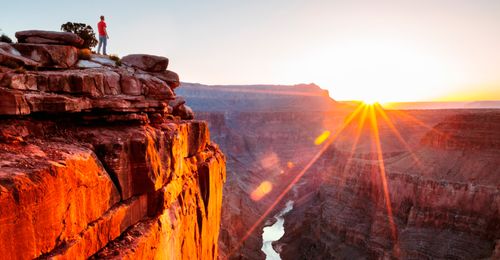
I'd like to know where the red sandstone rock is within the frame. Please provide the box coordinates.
[118,69,142,96]
[169,96,186,109]
[135,73,175,100]
[152,70,180,89]
[0,87,30,115]
[15,30,84,47]
[173,104,195,120]
[121,54,169,72]
[46,195,149,259]
[92,145,225,260]
[0,42,225,260]
[23,36,66,45]
[14,43,78,68]
[0,142,120,259]
[0,117,225,259]
[0,43,40,68]
[24,92,92,113]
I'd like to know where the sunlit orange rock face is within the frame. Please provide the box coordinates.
[0,31,225,259]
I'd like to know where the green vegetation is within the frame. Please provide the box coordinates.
[60,22,97,49]
[109,54,122,66]
[0,28,13,43]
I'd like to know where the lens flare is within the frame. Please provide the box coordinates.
[314,130,331,145]
[250,181,273,201]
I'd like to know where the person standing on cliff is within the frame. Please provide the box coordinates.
[97,15,108,55]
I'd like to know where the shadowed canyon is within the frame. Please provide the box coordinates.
[178,83,500,259]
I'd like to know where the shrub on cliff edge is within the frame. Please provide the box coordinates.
[60,22,97,49]
[0,29,13,43]
[0,34,12,43]
[109,54,122,66]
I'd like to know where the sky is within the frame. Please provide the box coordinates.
[1,0,500,102]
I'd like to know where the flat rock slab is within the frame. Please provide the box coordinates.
[76,60,103,69]
[122,54,169,72]
[90,54,117,67]
[15,30,84,47]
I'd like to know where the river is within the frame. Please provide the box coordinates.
[261,200,294,260]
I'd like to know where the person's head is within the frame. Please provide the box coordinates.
[100,15,105,21]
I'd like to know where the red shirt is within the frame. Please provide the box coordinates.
[98,21,107,36]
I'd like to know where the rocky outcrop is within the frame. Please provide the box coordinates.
[0,43,41,68]
[121,54,169,72]
[0,30,225,259]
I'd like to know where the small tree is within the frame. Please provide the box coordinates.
[0,28,13,43]
[61,22,97,49]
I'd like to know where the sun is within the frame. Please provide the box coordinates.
[362,98,378,105]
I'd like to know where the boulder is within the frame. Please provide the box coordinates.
[0,43,40,68]
[173,104,194,120]
[14,43,78,68]
[152,70,180,89]
[15,30,84,47]
[135,73,175,100]
[121,54,168,72]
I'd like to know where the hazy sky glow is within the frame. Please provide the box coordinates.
[2,0,500,102]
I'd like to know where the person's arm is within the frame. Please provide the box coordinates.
[105,25,109,39]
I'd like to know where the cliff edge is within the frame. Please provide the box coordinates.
[0,30,226,259]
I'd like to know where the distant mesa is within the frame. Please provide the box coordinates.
[176,82,336,112]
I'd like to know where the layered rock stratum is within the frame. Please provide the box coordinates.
[0,30,225,259]
[178,83,500,259]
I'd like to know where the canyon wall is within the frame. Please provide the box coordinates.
[0,30,225,259]
[278,109,500,259]
[177,83,350,259]
[179,80,500,260]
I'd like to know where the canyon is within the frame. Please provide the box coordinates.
[1,28,499,260]
[0,30,225,259]
[178,83,500,259]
